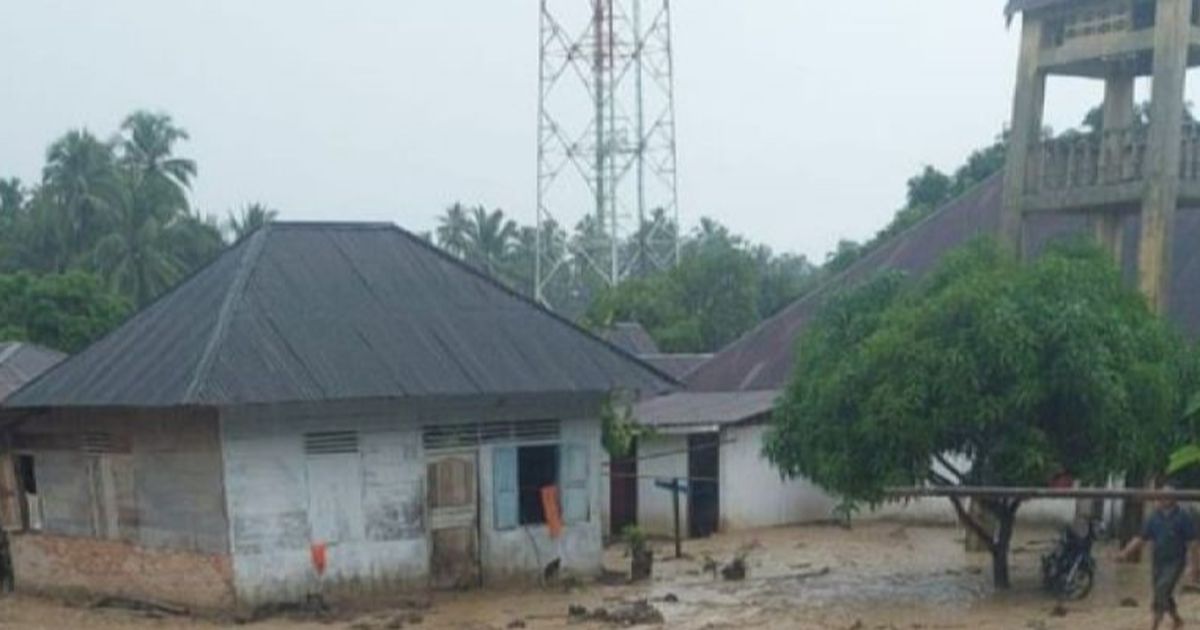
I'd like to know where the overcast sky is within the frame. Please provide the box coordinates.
[0,1,1177,262]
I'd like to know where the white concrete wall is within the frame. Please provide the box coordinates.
[631,424,1076,537]
[220,399,606,606]
[636,433,689,538]
[478,417,604,583]
[718,423,838,529]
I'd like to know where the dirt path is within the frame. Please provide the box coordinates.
[0,522,1191,629]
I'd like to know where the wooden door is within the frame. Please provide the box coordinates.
[427,452,480,589]
[609,440,638,537]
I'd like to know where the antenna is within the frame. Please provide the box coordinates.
[536,0,680,307]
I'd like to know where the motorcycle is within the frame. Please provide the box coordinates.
[1041,518,1097,600]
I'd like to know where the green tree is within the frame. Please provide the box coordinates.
[766,239,1189,588]
[436,202,472,259]
[41,129,120,269]
[463,206,518,276]
[0,271,129,353]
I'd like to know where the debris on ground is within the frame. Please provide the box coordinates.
[1120,597,1139,608]
[1050,604,1068,617]
[346,610,425,630]
[568,600,664,626]
[507,620,527,628]
[721,554,747,581]
[243,594,333,623]
[90,596,188,618]
[701,554,720,579]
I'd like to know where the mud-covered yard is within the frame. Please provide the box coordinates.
[0,521,1192,629]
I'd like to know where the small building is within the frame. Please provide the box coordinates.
[0,222,673,611]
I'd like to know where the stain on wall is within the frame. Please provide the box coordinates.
[11,534,235,610]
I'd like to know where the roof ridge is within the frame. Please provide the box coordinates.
[182,226,271,403]
[688,172,1004,388]
[0,343,22,366]
[381,223,682,390]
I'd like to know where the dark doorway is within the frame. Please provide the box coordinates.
[609,440,638,537]
[688,433,720,538]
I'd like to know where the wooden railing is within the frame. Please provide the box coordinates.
[1025,124,1200,199]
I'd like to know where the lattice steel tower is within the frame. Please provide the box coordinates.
[536,0,680,306]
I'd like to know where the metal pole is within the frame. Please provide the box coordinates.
[535,0,548,303]
[671,478,682,559]
[885,486,1200,501]
[634,0,647,277]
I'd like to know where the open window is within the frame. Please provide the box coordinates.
[518,445,558,525]
[493,443,589,530]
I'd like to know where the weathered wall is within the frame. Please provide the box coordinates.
[718,423,837,530]
[11,534,234,609]
[220,395,606,606]
[9,407,232,608]
[635,433,689,538]
[478,417,603,584]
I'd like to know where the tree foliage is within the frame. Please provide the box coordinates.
[767,238,1193,587]
[0,271,130,353]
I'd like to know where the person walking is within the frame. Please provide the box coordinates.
[1118,487,1200,630]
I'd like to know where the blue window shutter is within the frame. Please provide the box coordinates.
[493,446,518,530]
[560,444,589,524]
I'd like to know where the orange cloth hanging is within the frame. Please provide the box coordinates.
[310,542,328,576]
[541,485,563,539]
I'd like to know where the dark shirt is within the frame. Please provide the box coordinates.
[1142,506,1198,566]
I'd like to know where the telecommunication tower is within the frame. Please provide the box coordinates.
[536,0,680,306]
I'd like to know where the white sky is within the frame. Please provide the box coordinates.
[0,1,1191,261]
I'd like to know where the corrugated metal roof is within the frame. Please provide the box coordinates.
[0,343,65,403]
[634,390,779,429]
[640,354,712,380]
[601,322,661,355]
[687,174,1200,393]
[8,223,676,408]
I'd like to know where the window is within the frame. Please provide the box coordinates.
[493,442,589,531]
[517,445,559,525]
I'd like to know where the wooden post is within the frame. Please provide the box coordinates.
[671,479,682,559]
[1001,12,1046,255]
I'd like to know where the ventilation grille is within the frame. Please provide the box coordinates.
[80,433,115,455]
[304,431,359,455]
[423,420,561,451]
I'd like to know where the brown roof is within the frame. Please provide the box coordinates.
[687,174,1200,393]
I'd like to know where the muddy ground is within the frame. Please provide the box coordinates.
[0,521,1192,629]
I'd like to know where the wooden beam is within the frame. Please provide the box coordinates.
[886,486,1200,501]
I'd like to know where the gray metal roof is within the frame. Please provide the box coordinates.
[640,353,712,380]
[600,322,660,355]
[0,343,65,403]
[7,222,676,408]
[633,390,779,430]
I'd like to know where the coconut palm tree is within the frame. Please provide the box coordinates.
[226,202,278,240]
[464,206,518,276]
[41,129,120,268]
[117,111,196,213]
[436,202,472,258]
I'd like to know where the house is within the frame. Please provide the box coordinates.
[630,175,1200,537]
[0,343,64,403]
[0,222,674,611]
[596,322,711,537]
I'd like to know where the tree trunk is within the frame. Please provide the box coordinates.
[965,498,995,553]
[991,509,1016,590]
[1117,472,1146,561]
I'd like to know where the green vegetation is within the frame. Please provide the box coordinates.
[0,111,272,353]
[766,239,1194,588]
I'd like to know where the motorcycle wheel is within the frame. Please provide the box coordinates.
[1062,564,1094,600]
